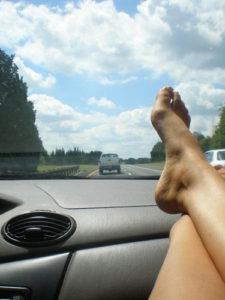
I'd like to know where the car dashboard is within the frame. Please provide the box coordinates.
[0,179,179,300]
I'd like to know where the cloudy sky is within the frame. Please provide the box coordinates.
[1,0,225,158]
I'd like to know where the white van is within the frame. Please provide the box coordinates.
[204,149,225,167]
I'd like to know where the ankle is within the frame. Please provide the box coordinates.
[182,165,225,214]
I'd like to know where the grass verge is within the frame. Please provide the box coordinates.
[137,161,165,169]
[38,164,98,174]
[37,165,76,173]
[38,164,98,173]
[78,164,98,172]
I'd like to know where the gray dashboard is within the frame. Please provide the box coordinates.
[0,179,180,299]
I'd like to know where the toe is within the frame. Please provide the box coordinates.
[173,91,185,109]
[156,87,174,108]
[151,87,174,126]
[173,91,191,127]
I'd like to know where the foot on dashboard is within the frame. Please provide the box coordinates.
[151,87,208,213]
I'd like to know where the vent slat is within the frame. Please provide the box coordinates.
[10,217,69,228]
[9,221,69,232]
[10,226,67,236]
[3,211,76,247]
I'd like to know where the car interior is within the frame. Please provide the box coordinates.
[0,0,222,299]
[0,178,180,300]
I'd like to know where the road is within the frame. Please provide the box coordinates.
[87,164,162,178]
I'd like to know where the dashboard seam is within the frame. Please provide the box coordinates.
[54,252,73,300]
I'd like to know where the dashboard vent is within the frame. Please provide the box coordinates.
[2,211,76,247]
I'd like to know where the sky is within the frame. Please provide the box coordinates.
[0,0,225,158]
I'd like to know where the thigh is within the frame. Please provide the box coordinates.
[149,215,225,300]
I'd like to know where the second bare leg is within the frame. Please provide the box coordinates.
[150,215,225,300]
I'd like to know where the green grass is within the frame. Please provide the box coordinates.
[38,164,98,173]
[37,165,75,173]
[137,161,165,169]
[78,164,98,172]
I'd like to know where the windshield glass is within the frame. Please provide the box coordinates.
[102,154,118,158]
[205,152,213,163]
[0,0,224,179]
[218,151,225,161]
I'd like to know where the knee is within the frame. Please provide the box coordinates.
[169,214,193,240]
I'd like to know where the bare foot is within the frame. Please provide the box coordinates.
[215,166,225,181]
[151,87,211,213]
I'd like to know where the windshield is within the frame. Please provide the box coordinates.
[205,152,213,163]
[102,154,118,158]
[218,151,225,161]
[0,0,224,179]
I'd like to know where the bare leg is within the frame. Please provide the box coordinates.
[149,215,225,300]
[216,166,225,180]
[151,87,225,282]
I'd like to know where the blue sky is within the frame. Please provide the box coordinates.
[1,0,225,158]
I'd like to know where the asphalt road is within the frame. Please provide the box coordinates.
[87,164,162,178]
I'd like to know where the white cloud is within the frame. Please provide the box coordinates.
[98,77,117,85]
[1,0,224,84]
[168,0,195,13]
[121,76,138,84]
[29,94,75,117]
[175,81,225,136]
[14,57,56,89]
[28,85,225,158]
[175,82,225,114]
[99,76,138,85]
[0,1,29,48]
[191,115,217,138]
[1,0,225,155]
[29,93,156,158]
[88,97,116,109]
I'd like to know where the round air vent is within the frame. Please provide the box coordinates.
[2,211,76,247]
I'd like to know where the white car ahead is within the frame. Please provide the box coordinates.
[204,149,225,167]
[99,153,121,174]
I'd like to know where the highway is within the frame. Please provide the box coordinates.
[87,164,162,178]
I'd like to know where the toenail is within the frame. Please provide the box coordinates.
[174,91,181,98]
[167,87,174,94]
[160,86,174,92]
[160,86,167,91]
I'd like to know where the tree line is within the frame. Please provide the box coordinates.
[123,157,150,165]
[41,150,151,166]
[150,105,225,162]
[41,148,102,165]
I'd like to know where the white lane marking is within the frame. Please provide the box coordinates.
[127,165,162,173]
[128,172,132,176]
[145,168,162,173]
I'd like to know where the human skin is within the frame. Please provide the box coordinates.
[149,215,225,300]
[216,166,225,180]
[150,86,225,283]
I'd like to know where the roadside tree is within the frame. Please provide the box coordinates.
[210,105,225,149]
[0,49,43,172]
[150,141,165,162]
